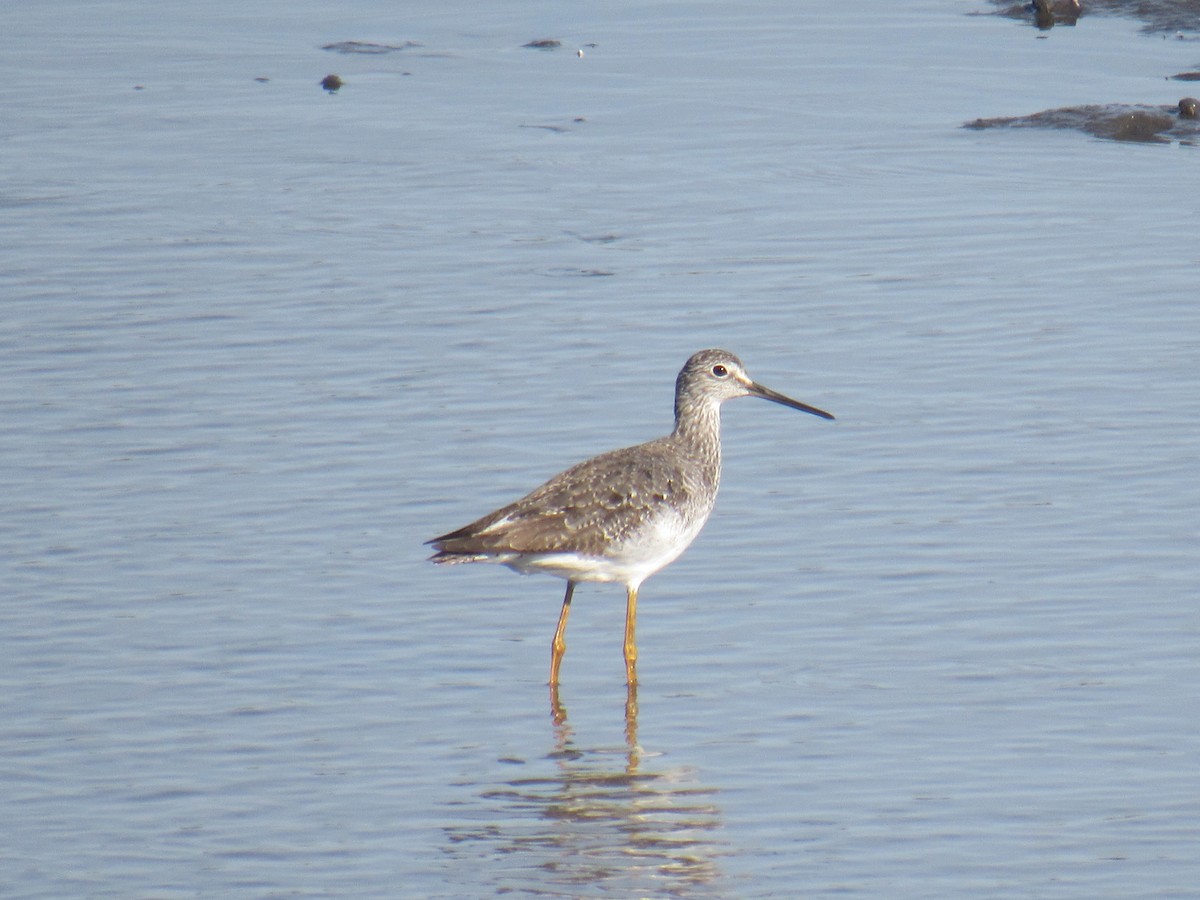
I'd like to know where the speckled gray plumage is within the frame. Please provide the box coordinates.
[427,348,832,582]
[428,432,719,561]
[428,350,734,567]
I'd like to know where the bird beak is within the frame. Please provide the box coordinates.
[747,380,835,420]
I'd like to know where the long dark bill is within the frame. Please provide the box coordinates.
[749,381,835,420]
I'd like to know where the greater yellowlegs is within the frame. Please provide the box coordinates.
[427,348,834,685]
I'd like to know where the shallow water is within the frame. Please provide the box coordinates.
[4,1,1200,897]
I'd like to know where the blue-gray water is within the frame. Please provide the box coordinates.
[4,1,1199,897]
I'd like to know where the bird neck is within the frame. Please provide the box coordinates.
[671,397,723,472]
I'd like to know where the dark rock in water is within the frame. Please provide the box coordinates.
[965,102,1200,143]
[320,74,344,93]
[1107,110,1177,141]
[322,41,421,54]
[993,0,1080,29]
[1033,0,1082,29]
[985,0,1200,33]
[523,39,562,50]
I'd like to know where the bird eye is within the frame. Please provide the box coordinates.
[711,364,728,378]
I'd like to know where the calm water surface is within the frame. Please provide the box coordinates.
[3,1,1199,897]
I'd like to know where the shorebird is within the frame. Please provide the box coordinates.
[427,348,833,685]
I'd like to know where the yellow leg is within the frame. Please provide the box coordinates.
[623,585,639,685]
[549,681,567,727]
[624,681,639,768]
[550,582,575,685]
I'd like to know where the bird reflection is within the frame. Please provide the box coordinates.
[550,683,641,768]
[446,684,726,897]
